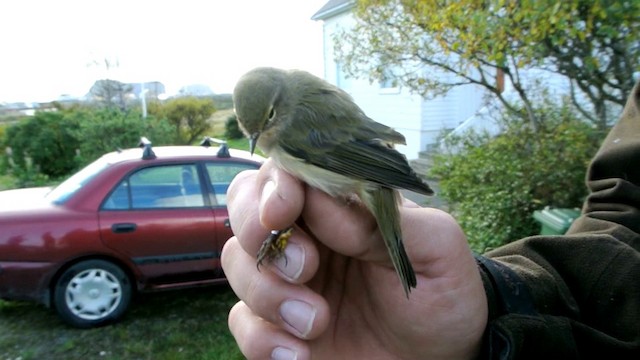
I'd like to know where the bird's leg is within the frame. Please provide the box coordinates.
[256,227,294,269]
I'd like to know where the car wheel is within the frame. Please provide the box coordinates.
[53,259,132,328]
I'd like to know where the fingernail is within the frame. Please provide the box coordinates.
[273,242,304,281]
[271,346,297,360]
[279,300,316,338]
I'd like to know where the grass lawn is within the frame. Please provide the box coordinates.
[0,286,243,360]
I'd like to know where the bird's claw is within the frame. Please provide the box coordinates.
[256,227,294,270]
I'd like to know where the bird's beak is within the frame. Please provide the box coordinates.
[249,132,260,156]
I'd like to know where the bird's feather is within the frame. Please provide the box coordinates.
[279,85,433,195]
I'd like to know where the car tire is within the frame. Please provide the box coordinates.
[53,259,132,328]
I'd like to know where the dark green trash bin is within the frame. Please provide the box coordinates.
[533,207,581,235]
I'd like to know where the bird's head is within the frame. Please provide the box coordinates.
[233,67,286,155]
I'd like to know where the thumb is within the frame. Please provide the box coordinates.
[257,160,306,230]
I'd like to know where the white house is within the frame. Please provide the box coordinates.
[312,0,487,159]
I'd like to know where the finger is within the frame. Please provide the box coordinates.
[227,160,305,256]
[221,237,329,339]
[301,187,381,258]
[257,160,305,230]
[227,169,266,255]
[228,302,311,360]
[222,226,320,284]
[301,189,462,270]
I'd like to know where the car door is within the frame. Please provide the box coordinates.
[203,161,260,244]
[98,163,222,286]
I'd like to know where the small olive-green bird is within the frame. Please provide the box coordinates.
[233,67,433,296]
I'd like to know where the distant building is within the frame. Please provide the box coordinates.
[131,82,166,99]
[177,84,215,97]
[0,101,58,118]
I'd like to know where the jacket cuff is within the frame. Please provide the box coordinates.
[475,254,537,318]
[475,254,538,359]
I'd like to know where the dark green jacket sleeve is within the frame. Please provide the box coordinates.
[478,81,640,359]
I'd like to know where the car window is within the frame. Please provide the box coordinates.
[206,162,256,205]
[46,158,110,204]
[103,164,205,210]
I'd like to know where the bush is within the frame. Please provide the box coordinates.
[149,97,215,145]
[0,107,175,186]
[224,114,244,140]
[67,107,174,165]
[431,103,604,252]
[4,112,81,181]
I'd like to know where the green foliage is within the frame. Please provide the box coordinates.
[224,114,244,140]
[4,111,81,181]
[66,107,174,165]
[0,123,6,144]
[149,97,216,144]
[339,0,639,128]
[0,106,174,186]
[431,103,604,252]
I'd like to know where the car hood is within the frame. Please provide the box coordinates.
[0,187,53,211]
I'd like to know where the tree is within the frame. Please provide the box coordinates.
[88,79,133,111]
[335,0,639,129]
[86,57,133,111]
[149,97,216,144]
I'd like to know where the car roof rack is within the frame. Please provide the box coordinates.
[200,136,230,158]
[138,137,156,160]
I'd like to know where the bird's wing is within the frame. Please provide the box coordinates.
[281,98,433,195]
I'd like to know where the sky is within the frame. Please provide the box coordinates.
[0,0,328,103]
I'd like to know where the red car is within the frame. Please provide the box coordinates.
[0,138,262,328]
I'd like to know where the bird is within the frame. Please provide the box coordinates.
[232,67,433,297]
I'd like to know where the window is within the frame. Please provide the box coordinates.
[103,164,205,210]
[379,68,400,94]
[206,162,257,205]
[47,158,110,204]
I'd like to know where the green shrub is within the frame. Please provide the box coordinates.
[224,114,244,140]
[148,97,215,145]
[0,107,175,187]
[431,103,604,253]
[4,112,81,181]
[67,107,174,165]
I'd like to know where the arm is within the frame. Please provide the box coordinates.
[480,81,640,358]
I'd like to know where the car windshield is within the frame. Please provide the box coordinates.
[45,158,110,204]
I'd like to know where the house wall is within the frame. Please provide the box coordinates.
[419,81,485,149]
[321,12,427,159]
[318,9,487,159]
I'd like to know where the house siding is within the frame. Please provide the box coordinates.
[320,12,427,158]
[315,2,487,159]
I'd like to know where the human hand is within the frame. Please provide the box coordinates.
[221,160,488,359]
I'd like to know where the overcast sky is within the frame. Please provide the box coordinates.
[0,0,327,103]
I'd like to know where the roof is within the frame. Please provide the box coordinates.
[101,145,265,165]
[311,0,355,20]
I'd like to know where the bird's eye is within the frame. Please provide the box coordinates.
[268,108,275,121]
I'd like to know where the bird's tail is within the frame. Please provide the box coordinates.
[367,187,417,297]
